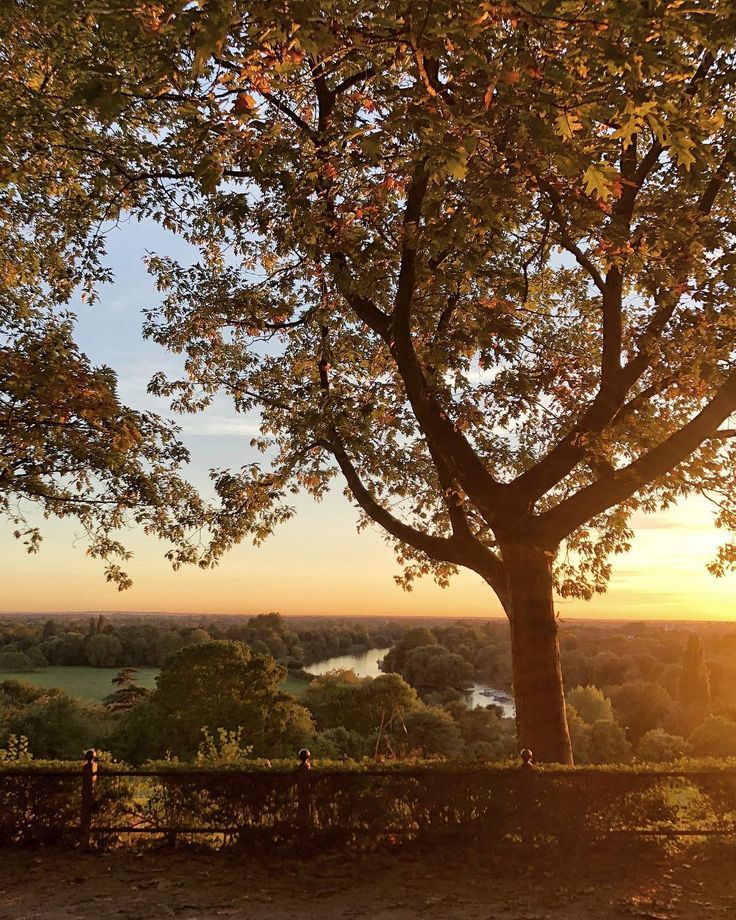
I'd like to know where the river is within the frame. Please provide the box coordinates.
[308,647,516,718]
[307,646,392,679]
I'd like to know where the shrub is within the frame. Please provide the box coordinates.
[588,719,633,765]
[637,729,689,763]
[0,649,34,672]
[566,685,614,724]
[690,715,736,758]
[0,734,32,763]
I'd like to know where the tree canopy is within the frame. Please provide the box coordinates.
[154,640,313,756]
[1,2,202,586]
[6,0,736,759]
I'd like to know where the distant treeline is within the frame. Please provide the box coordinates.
[0,612,404,672]
[3,615,736,767]
[378,619,736,763]
[0,615,517,766]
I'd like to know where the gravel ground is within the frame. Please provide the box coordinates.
[1,839,735,919]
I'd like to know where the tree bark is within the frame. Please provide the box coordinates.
[503,542,573,764]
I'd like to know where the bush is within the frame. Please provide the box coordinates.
[0,734,32,763]
[588,719,633,764]
[637,729,689,763]
[311,727,367,760]
[566,685,614,724]
[690,715,736,757]
[195,727,273,767]
[396,708,463,758]
[0,649,34,672]
[0,679,44,708]
[5,693,106,759]
[25,647,48,669]
[566,705,591,764]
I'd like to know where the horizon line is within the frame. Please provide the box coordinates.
[2,609,736,625]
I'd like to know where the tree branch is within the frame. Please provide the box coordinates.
[320,434,507,598]
[540,183,605,293]
[540,370,736,539]
[333,65,377,95]
[510,126,732,507]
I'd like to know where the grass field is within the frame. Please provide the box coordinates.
[0,666,160,701]
[0,665,309,702]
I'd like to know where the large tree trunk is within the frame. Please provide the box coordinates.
[503,542,573,764]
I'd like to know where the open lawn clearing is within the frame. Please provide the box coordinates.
[0,665,309,701]
[0,666,160,701]
[0,839,734,919]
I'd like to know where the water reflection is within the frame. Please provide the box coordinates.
[307,647,391,679]
[308,648,516,717]
[465,684,516,718]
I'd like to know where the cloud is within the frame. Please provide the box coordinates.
[179,415,260,436]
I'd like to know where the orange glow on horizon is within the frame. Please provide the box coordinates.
[1,493,734,621]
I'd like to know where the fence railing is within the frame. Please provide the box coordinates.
[3,753,736,850]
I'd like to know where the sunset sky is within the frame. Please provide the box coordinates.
[1,222,734,620]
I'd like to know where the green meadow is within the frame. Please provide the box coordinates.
[0,666,308,702]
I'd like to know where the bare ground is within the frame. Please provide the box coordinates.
[1,839,735,920]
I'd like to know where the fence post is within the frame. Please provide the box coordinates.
[297,748,312,834]
[80,749,97,851]
[519,748,535,850]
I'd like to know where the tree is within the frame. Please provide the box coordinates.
[361,673,423,735]
[302,669,366,731]
[637,728,689,763]
[382,629,439,674]
[0,285,203,588]
[108,699,177,764]
[566,685,614,725]
[0,5,202,587]
[397,708,463,759]
[25,646,48,669]
[5,692,103,760]
[153,640,313,757]
[155,630,188,665]
[610,680,675,745]
[303,669,420,735]
[453,707,516,761]
[402,645,474,691]
[9,1,736,760]
[41,632,87,666]
[0,650,34,673]
[679,635,712,712]
[312,726,367,760]
[85,634,123,668]
[590,652,630,688]
[588,719,633,765]
[689,715,736,758]
[566,705,592,764]
[103,667,149,712]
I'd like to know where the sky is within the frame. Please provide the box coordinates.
[1,222,734,620]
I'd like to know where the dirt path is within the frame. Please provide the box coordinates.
[1,840,735,919]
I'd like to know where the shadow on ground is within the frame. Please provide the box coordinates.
[1,838,735,919]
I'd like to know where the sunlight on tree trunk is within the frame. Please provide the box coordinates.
[505,544,572,764]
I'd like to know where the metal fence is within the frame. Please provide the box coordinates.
[2,756,736,850]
